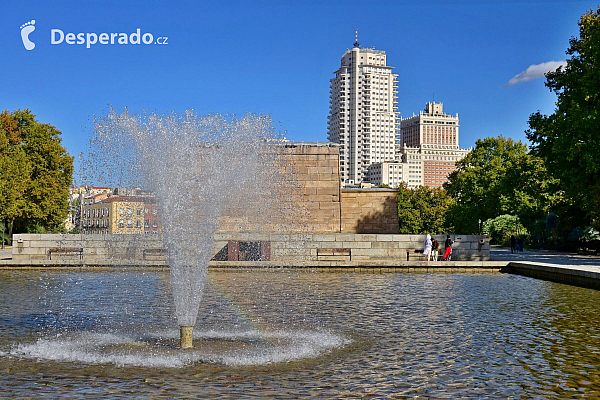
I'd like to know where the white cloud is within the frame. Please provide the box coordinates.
[505,61,567,87]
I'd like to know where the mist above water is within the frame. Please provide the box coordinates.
[88,108,297,326]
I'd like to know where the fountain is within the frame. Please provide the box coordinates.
[5,110,600,397]
[88,108,300,349]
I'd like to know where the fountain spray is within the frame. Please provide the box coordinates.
[89,109,293,350]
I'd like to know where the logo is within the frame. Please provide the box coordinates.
[18,21,167,50]
[51,28,168,48]
[20,20,36,50]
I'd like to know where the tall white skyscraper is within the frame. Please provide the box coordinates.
[327,37,399,185]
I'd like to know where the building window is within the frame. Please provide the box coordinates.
[119,220,124,228]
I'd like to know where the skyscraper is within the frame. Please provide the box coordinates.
[327,37,399,185]
[399,102,470,188]
[368,102,471,189]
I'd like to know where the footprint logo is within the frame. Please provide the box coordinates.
[20,20,36,50]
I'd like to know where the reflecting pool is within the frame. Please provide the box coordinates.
[1,270,600,398]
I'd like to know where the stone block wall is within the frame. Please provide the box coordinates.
[214,143,342,233]
[11,233,490,264]
[341,189,399,234]
[12,234,165,263]
[281,144,341,232]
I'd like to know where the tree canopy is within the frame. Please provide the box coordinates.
[444,136,558,234]
[397,183,452,234]
[0,109,73,238]
[527,7,600,228]
[482,214,528,246]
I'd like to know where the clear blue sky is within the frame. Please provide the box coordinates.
[1,0,595,173]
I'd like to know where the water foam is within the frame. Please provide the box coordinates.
[10,330,350,368]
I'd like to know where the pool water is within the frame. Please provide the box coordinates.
[1,270,599,398]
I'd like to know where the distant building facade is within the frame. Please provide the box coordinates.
[327,38,399,186]
[364,102,469,189]
[366,160,405,188]
[80,193,162,234]
[398,102,470,188]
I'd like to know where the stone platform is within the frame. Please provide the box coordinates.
[3,242,600,290]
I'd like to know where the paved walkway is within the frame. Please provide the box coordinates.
[0,247,11,260]
[491,247,600,268]
[491,247,600,288]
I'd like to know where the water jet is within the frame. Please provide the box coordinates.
[86,109,298,349]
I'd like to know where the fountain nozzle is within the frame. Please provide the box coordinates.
[180,325,194,349]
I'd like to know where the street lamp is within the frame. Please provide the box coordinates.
[515,214,519,236]
[1,221,4,249]
[478,219,481,235]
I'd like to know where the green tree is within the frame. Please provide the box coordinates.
[397,183,452,234]
[0,109,73,238]
[444,136,558,234]
[482,214,528,246]
[527,8,600,228]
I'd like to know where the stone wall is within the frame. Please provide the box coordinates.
[12,234,165,264]
[214,143,342,233]
[215,143,400,234]
[341,189,399,234]
[11,233,490,264]
[279,144,341,233]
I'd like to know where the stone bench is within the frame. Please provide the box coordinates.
[317,248,351,261]
[143,248,167,260]
[48,247,84,260]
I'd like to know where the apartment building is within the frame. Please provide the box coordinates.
[398,102,470,188]
[327,38,399,185]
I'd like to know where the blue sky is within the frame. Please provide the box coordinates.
[0,0,595,174]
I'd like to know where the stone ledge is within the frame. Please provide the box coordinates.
[0,259,508,269]
[503,261,600,289]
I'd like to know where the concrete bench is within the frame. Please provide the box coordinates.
[143,248,167,260]
[48,247,84,260]
[317,248,351,261]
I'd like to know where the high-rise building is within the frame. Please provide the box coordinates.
[327,37,399,185]
[398,102,470,188]
[401,102,459,148]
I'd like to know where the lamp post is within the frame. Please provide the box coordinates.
[478,219,481,235]
[515,214,519,236]
[1,221,4,250]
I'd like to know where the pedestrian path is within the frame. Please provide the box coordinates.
[0,248,11,260]
[492,247,600,289]
[491,247,600,268]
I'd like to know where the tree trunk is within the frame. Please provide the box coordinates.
[8,219,13,246]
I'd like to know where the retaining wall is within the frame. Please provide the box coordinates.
[340,189,399,234]
[11,233,490,265]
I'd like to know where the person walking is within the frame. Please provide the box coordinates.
[443,235,453,261]
[517,236,523,252]
[423,234,432,262]
[510,235,516,254]
[431,237,440,261]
